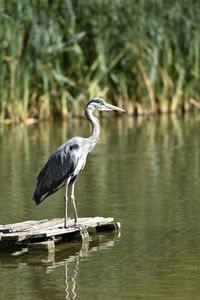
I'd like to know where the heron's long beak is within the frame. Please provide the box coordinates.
[105,103,126,112]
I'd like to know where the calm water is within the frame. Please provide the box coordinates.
[0,115,200,299]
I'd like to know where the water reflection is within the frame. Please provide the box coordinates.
[65,258,78,300]
[0,114,200,226]
[1,114,200,299]
[0,235,116,300]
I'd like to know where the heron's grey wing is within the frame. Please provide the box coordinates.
[33,143,80,204]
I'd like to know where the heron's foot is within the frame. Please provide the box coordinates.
[73,217,78,227]
[74,224,81,230]
[74,222,81,230]
[74,222,85,230]
[74,223,89,239]
[64,219,70,228]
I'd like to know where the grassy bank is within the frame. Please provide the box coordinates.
[0,0,199,122]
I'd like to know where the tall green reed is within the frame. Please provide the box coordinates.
[0,0,199,122]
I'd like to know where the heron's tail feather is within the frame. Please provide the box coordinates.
[33,179,65,205]
[33,190,49,205]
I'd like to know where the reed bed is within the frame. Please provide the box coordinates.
[0,0,199,122]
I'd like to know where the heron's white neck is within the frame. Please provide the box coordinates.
[85,107,100,151]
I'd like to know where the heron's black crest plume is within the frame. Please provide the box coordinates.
[33,97,125,227]
[86,97,105,106]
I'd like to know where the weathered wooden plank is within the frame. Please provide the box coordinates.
[43,217,112,234]
[35,217,113,239]
[0,220,36,228]
[1,233,27,241]
[26,218,64,232]
[0,217,119,247]
[0,217,112,232]
[26,218,92,236]
[0,218,66,240]
[86,217,114,226]
[0,219,49,234]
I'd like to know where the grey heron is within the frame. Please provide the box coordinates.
[33,98,125,227]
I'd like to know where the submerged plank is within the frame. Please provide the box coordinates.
[28,240,55,253]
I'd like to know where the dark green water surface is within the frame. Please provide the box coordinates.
[0,115,200,300]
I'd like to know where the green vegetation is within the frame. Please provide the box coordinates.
[0,0,199,122]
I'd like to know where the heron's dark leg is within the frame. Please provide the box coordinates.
[64,178,71,228]
[70,179,78,225]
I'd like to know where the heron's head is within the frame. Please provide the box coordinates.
[86,97,125,112]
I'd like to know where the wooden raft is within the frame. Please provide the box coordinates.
[0,217,120,251]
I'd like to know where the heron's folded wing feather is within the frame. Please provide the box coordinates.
[33,143,80,202]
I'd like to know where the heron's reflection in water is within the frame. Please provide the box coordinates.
[65,254,79,299]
